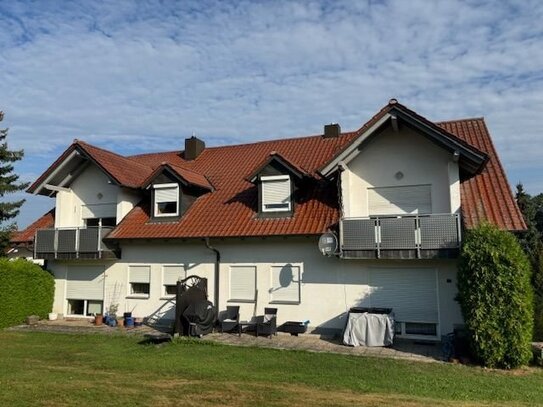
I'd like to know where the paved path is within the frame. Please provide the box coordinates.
[203,331,444,363]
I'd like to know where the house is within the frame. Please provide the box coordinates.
[14,99,525,339]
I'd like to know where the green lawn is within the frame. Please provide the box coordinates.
[0,331,541,406]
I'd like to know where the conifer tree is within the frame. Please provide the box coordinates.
[0,111,29,253]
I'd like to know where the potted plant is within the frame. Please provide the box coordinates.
[106,303,119,327]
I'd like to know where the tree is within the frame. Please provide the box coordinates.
[515,183,543,340]
[0,111,29,253]
[457,223,534,368]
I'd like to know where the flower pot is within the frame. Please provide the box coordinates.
[94,314,103,326]
[48,312,58,321]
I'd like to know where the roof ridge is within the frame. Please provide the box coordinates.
[127,131,359,159]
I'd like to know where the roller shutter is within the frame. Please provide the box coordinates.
[368,185,432,215]
[66,266,104,300]
[368,268,438,323]
[229,266,256,301]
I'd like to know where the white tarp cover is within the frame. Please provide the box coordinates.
[343,312,394,347]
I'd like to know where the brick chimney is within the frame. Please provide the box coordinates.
[184,136,205,160]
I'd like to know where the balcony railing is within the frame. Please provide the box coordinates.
[34,226,118,260]
[340,213,461,259]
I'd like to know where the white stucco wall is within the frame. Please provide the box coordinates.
[341,127,460,218]
[47,238,463,336]
[53,164,142,228]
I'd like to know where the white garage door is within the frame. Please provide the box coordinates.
[368,268,438,323]
[66,266,104,300]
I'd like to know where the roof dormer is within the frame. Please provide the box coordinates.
[247,152,308,217]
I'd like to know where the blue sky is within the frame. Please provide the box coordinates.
[1,0,542,228]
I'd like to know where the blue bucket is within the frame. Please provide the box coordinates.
[125,317,134,328]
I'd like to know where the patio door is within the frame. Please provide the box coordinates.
[66,266,105,316]
[368,267,439,337]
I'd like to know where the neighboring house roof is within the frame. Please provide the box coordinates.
[17,101,526,244]
[437,118,525,231]
[11,208,55,244]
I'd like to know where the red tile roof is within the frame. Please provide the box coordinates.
[437,118,525,231]
[142,162,214,191]
[18,102,526,244]
[11,209,55,244]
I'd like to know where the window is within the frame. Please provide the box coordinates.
[129,265,151,296]
[85,217,116,227]
[67,299,103,316]
[229,266,256,302]
[163,265,185,297]
[270,265,300,303]
[261,175,291,212]
[154,183,179,217]
[368,185,432,215]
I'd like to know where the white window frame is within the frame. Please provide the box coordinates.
[66,299,104,317]
[127,265,151,299]
[261,175,291,213]
[153,183,180,217]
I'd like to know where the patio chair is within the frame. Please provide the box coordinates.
[256,307,277,338]
[219,305,240,334]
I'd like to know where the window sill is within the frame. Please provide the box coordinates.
[269,300,300,305]
[126,295,150,300]
[159,296,176,300]
[228,299,256,304]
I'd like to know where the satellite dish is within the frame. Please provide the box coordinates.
[318,232,338,256]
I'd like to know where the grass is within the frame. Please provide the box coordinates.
[0,331,542,406]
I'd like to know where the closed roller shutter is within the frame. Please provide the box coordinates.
[66,266,104,300]
[230,266,256,301]
[369,268,438,323]
[271,265,300,303]
[368,185,432,215]
[261,176,291,210]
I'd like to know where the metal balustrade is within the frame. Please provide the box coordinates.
[340,213,461,258]
[34,226,116,260]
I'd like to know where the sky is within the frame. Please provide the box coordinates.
[0,0,542,229]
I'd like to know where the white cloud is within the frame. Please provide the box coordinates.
[0,0,542,227]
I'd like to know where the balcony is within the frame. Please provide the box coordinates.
[34,226,119,260]
[340,213,461,259]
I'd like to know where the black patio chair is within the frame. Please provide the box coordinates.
[219,305,240,334]
[256,307,277,338]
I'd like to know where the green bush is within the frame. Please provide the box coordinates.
[0,258,54,328]
[457,223,534,368]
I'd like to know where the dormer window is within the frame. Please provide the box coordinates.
[153,183,179,217]
[261,175,291,212]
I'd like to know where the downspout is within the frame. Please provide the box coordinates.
[204,238,221,314]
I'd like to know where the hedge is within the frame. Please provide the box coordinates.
[457,223,534,368]
[0,258,54,328]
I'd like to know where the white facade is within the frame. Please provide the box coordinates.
[54,164,141,228]
[340,127,461,218]
[48,238,463,337]
[42,123,466,340]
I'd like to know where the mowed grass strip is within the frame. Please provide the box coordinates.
[0,331,541,406]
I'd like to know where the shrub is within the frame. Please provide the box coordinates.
[457,223,534,368]
[458,224,533,369]
[0,258,54,328]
